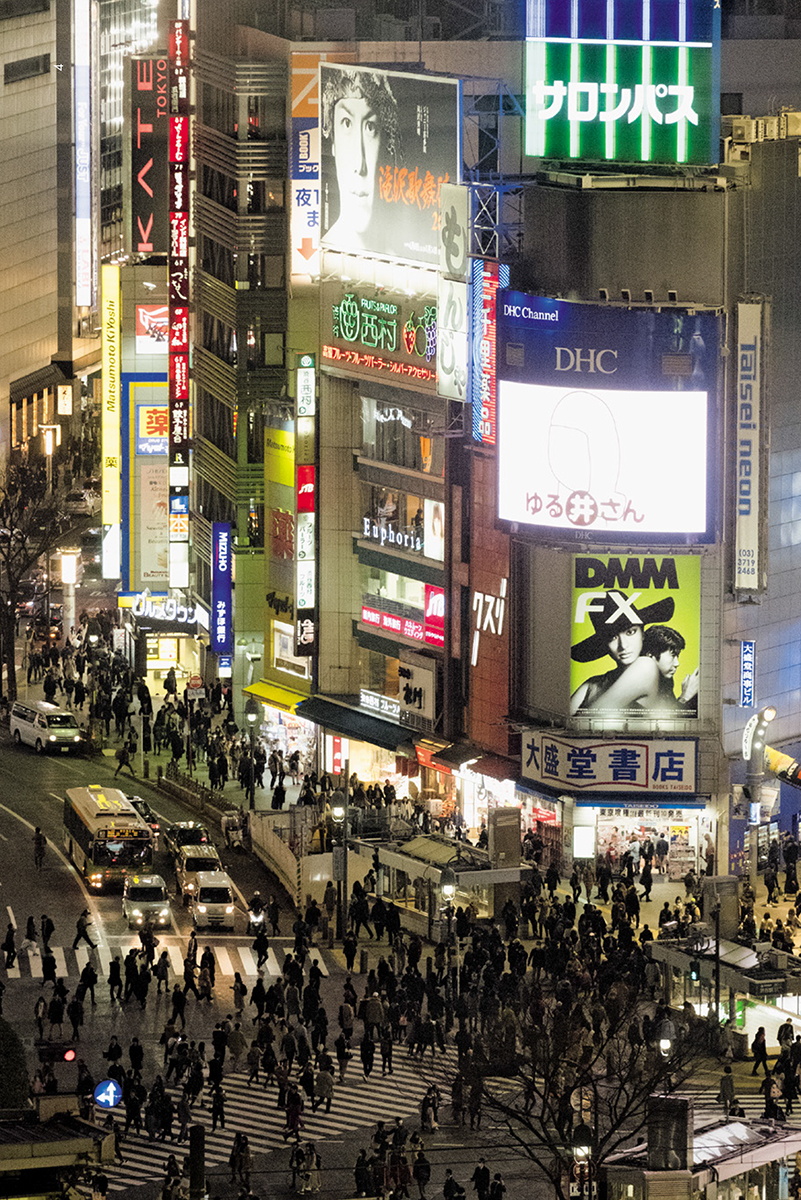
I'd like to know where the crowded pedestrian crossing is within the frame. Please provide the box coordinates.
[100,1044,456,1192]
[0,937,332,984]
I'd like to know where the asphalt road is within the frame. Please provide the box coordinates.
[0,738,535,1200]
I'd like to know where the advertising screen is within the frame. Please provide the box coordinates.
[570,553,700,721]
[136,306,169,356]
[320,64,460,267]
[497,294,719,543]
[525,0,720,166]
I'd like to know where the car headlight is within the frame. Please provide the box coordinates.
[160,908,169,917]
[225,906,234,914]
[132,909,142,916]
[197,905,207,913]
[186,882,194,890]
[73,735,81,742]
[49,734,56,741]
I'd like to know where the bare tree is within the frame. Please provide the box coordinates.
[471,983,703,1200]
[0,465,67,700]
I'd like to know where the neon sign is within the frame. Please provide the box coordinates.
[525,0,721,165]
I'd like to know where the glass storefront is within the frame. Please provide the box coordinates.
[572,802,716,877]
[256,704,317,775]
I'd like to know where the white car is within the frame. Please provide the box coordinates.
[62,490,91,516]
[122,874,172,928]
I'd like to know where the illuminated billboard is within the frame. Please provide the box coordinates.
[211,523,233,655]
[136,305,169,355]
[497,294,719,543]
[101,264,121,530]
[321,281,438,391]
[129,56,169,255]
[320,64,461,266]
[570,553,700,721]
[525,0,721,165]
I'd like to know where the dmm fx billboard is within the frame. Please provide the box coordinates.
[497,295,719,542]
[523,731,698,793]
[320,64,461,267]
[734,302,763,590]
[570,554,700,721]
[525,0,720,165]
[211,523,233,655]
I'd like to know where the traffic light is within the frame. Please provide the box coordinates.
[37,1043,77,1064]
[689,959,700,982]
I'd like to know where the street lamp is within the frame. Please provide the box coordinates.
[244,695,260,811]
[87,625,100,747]
[572,1122,594,1200]
[440,864,457,902]
[41,424,59,495]
[331,777,349,941]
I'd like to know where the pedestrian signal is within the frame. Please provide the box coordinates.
[689,959,700,982]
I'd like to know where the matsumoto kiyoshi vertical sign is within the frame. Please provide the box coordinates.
[525,0,720,165]
[734,302,763,589]
[211,523,233,655]
[570,554,700,722]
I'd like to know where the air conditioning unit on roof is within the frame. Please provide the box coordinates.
[731,117,758,143]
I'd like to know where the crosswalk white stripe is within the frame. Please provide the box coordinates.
[265,948,282,975]
[27,950,43,979]
[168,945,184,974]
[215,947,233,976]
[4,958,20,979]
[74,947,89,974]
[52,946,68,977]
[236,946,257,975]
[97,946,113,976]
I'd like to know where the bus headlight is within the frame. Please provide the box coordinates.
[49,734,56,741]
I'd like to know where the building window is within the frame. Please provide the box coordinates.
[4,53,50,84]
[361,395,444,475]
[360,484,444,561]
[721,93,743,115]
[273,621,309,679]
[0,0,49,18]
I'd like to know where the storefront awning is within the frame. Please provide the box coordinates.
[295,697,414,753]
[243,680,308,714]
[467,754,517,783]
[431,742,483,770]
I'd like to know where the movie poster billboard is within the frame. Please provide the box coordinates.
[570,553,700,721]
[497,295,719,543]
[319,64,461,267]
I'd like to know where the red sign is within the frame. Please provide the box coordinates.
[170,307,188,352]
[296,465,316,513]
[477,264,500,446]
[424,585,445,647]
[169,116,188,163]
[332,737,343,776]
[169,353,189,400]
[168,21,190,116]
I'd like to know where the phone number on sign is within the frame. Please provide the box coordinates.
[322,345,436,382]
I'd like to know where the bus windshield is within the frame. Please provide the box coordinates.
[93,838,152,868]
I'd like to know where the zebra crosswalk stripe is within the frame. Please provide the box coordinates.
[0,939,337,984]
[102,1048,456,1191]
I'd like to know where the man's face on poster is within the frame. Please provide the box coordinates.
[332,94,382,235]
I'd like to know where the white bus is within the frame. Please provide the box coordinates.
[63,785,153,890]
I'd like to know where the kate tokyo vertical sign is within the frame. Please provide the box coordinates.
[735,302,763,590]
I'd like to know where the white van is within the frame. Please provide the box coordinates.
[122,874,172,928]
[188,870,236,930]
[10,700,83,754]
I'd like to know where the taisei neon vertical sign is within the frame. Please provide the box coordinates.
[525,0,721,165]
[168,20,190,589]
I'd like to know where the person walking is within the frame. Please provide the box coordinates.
[3,922,17,968]
[33,827,47,871]
[470,1160,491,1200]
[72,910,97,949]
[413,1150,431,1200]
[752,1026,770,1076]
[210,1084,226,1132]
[41,914,55,952]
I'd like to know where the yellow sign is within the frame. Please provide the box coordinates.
[101,264,121,526]
[264,428,295,489]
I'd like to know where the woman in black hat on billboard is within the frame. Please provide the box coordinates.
[569,590,675,715]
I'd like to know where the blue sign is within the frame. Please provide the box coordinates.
[211,522,233,655]
[740,640,756,708]
[94,1079,122,1109]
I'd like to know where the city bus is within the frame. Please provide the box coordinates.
[63,786,153,890]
